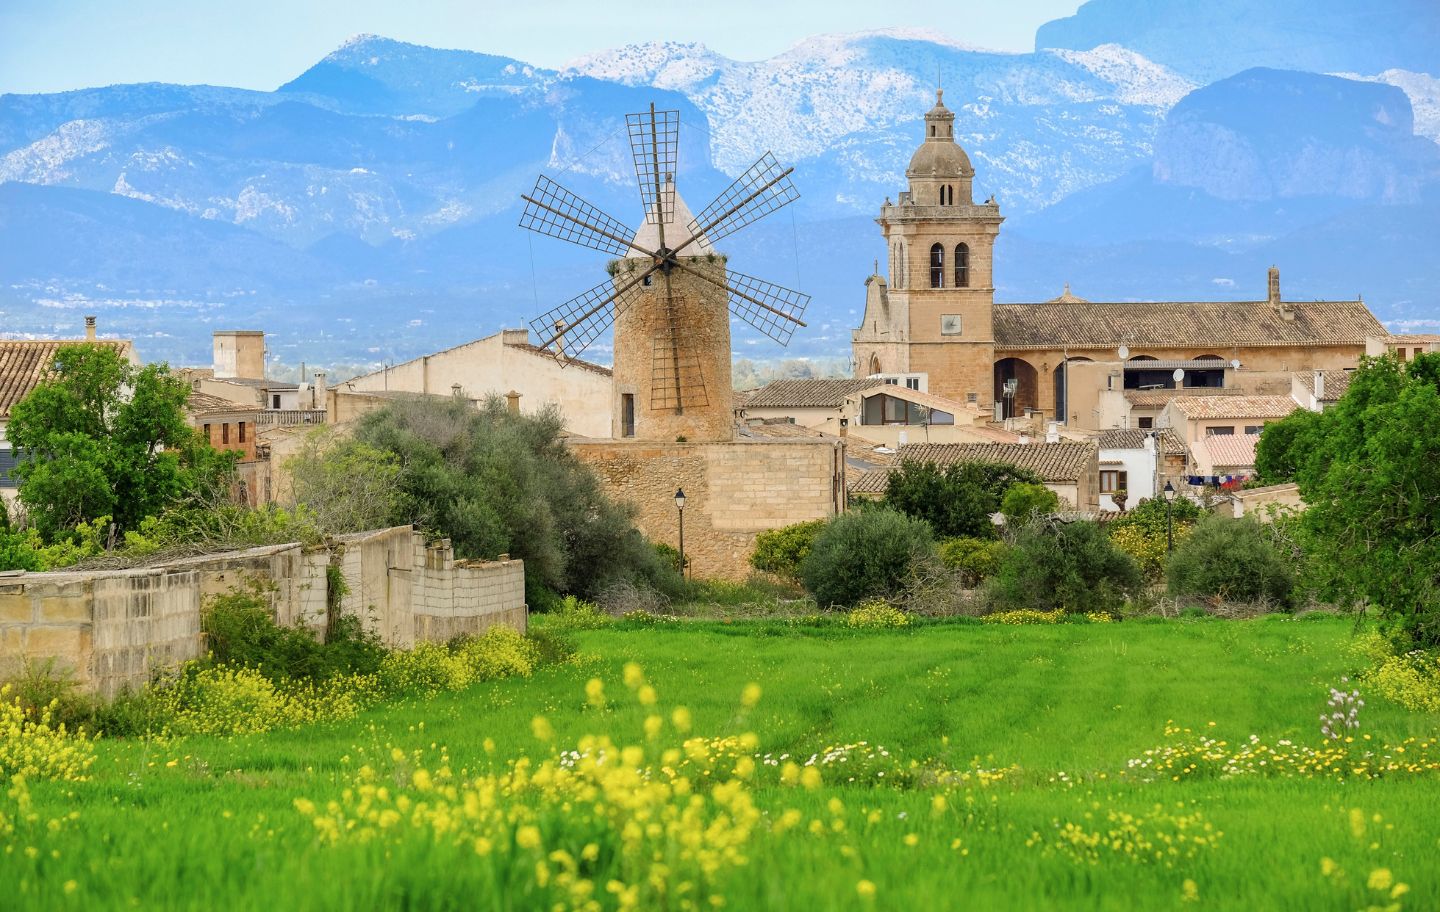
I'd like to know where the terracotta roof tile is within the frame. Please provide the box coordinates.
[1293,369,1354,402]
[0,339,133,418]
[187,392,262,416]
[1096,428,1186,455]
[994,300,1385,350]
[1195,433,1262,469]
[897,441,1097,483]
[1167,395,1297,420]
[1124,388,1244,408]
[744,378,880,409]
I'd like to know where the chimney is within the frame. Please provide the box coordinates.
[501,328,530,348]
[312,371,327,409]
[505,389,521,414]
[1045,421,1060,444]
[84,316,97,341]
[898,429,909,447]
[1267,266,1281,306]
[1142,433,1156,456]
[1313,370,1325,402]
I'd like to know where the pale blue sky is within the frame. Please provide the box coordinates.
[0,0,1082,94]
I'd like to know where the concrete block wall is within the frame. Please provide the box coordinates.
[0,527,527,698]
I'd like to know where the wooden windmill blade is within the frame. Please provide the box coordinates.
[518,175,647,258]
[668,260,810,345]
[673,152,799,256]
[527,268,658,362]
[625,105,680,227]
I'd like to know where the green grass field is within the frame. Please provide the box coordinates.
[6,615,1438,910]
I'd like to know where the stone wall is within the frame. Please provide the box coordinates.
[0,527,526,698]
[571,438,843,579]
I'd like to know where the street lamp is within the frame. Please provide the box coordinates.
[1163,480,1176,553]
[674,488,687,578]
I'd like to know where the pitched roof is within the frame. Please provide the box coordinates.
[0,339,133,418]
[1295,369,1354,402]
[1166,395,1297,420]
[994,300,1385,350]
[853,385,979,416]
[850,469,895,495]
[1124,387,1245,408]
[1097,428,1187,455]
[1195,433,1262,469]
[897,442,1097,483]
[744,378,879,409]
[187,392,262,417]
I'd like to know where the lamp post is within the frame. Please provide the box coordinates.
[674,487,687,578]
[1163,480,1176,553]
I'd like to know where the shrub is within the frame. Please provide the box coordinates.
[981,609,1113,625]
[800,508,937,608]
[937,537,1006,587]
[1166,515,1295,609]
[1000,483,1060,525]
[749,519,827,580]
[547,594,614,630]
[0,684,96,781]
[378,643,472,697]
[1107,523,1188,581]
[983,518,1143,613]
[453,627,539,681]
[844,599,910,629]
[201,585,385,682]
[883,460,1042,539]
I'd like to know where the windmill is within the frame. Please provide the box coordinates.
[518,104,809,442]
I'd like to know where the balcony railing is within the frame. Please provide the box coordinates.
[254,409,327,427]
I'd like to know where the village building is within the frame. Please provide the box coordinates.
[852,92,1392,431]
[737,377,1006,447]
[1095,428,1187,512]
[1290,369,1354,412]
[850,441,1101,510]
[333,328,613,438]
[0,318,139,508]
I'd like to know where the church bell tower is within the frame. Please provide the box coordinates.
[853,90,1003,408]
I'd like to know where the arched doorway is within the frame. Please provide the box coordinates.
[868,353,882,377]
[1053,356,1092,424]
[994,358,1039,419]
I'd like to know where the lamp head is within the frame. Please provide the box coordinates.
[1163,480,1176,502]
[675,487,686,510]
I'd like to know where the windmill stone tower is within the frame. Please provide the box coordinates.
[612,187,733,441]
[519,104,808,443]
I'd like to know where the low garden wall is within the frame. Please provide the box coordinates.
[0,527,525,698]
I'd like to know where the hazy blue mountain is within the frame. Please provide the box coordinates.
[1035,0,1440,85]
[1,27,1437,369]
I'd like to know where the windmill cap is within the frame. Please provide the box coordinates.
[629,179,714,256]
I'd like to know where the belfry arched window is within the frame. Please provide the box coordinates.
[954,243,970,288]
[929,243,945,288]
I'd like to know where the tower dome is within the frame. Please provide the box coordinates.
[905,90,974,206]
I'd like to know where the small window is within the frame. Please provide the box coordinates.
[642,275,653,286]
[1137,417,1153,429]
[1100,470,1129,494]
[203,423,211,441]
[940,315,962,336]
[1206,426,1235,436]
[954,243,970,288]
[966,392,978,404]
[884,378,899,385]
[272,394,281,409]
[221,423,230,445]
[905,377,920,390]
[929,243,944,288]
[621,394,635,438]
[930,125,936,137]
[238,421,247,443]
[1244,425,1264,435]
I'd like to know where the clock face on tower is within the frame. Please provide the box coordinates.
[941,314,963,336]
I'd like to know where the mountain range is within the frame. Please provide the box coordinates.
[1,0,1437,372]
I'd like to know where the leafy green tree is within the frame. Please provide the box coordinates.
[884,460,1043,539]
[284,430,402,535]
[984,518,1143,613]
[351,396,673,603]
[937,536,1006,587]
[1287,354,1440,646]
[799,508,936,608]
[6,344,234,538]
[1166,515,1295,608]
[1000,482,1061,525]
[1254,407,1322,484]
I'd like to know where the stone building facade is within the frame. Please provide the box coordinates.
[853,95,1390,429]
[571,438,845,579]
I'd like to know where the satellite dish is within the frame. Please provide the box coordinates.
[1230,359,1241,370]
[1118,345,1130,361]
[1173,368,1185,383]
